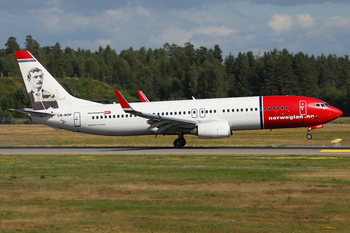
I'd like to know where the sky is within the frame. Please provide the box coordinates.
[1,0,349,58]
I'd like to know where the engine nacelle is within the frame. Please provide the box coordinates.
[190,121,232,139]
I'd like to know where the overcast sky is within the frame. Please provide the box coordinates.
[1,0,349,57]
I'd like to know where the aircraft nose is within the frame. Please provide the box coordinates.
[332,107,343,118]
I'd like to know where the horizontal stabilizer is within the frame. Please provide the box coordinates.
[10,108,55,116]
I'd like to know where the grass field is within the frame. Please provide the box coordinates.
[0,124,349,147]
[1,155,350,232]
[1,124,350,232]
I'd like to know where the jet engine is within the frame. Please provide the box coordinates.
[190,121,232,139]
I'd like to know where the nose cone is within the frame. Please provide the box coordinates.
[332,107,343,119]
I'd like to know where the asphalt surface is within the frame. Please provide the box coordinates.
[1,146,350,156]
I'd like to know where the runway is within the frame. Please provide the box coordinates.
[1,147,350,156]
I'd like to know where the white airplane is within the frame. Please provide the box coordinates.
[12,51,343,147]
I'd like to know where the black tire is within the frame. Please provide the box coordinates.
[306,133,312,140]
[174,138,186,148]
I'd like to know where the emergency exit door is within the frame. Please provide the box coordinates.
[299,100,307,115]
[74,112,81,127]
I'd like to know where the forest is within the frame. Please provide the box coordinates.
[0,35,350,118]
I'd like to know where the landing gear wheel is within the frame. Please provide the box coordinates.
[173,138,186,148]
[306,133,312,140]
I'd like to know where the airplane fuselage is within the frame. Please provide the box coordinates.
[31,95,341,136]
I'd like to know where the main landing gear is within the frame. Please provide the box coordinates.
[306,128,312,140]
[174,134,186,148]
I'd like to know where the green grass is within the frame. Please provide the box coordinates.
[1,155,350,232]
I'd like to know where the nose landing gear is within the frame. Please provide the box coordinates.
[306,128,312,140]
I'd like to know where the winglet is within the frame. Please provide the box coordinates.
[137,90,150,102]
[114,90,134,111]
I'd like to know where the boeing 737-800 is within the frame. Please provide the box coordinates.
[12,51,343,147]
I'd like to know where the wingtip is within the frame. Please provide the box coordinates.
[114,90,133,111]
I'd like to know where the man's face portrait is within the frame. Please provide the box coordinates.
[28,68,44,91]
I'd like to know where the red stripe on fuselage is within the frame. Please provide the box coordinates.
[262,96,339,129]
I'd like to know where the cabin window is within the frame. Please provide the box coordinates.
[184,111,186,115]
[188,111,191,114]
[268,107,271,111]
[241,108,243,112]
[174,112,177,115]
[281,107,284,110]
[286,106,288,110]
[232,109,235,112]
[214,110,216,113]
[227,109,230,112]
[223,109,225,113]
[210,110,212,113]
[273,107,275,110]
[121,115,124,118]
[255,108,258,111]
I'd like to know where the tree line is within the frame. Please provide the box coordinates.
[1,35,350,118]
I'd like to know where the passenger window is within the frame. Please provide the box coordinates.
[277,107,279,110]
[166,112,168,116]
[268,107,271,111]
[121,115,124,118]
[179,112,181,115]
[250,108,253,111]
[109,115,111,118]
[273,107,275,110]
[281,107,284,110]
[286,106,288,110]
[92,116,94,119]
[113,115,115,118]
[264,107,267,111]
[255,108,258,111]
[174,112,177,115]
[170,112,172,115]
[232,109,235,112]
[237,109,239,112]
[223,109,225,113]
[188,111,190,114]
[241,108,243,112]
[126,115,128,118]
[246,108,248,112]
[210,110,212,113]
[162,113,164,116]
[206,110,208,113]
[214,110,216,113]
[227,109,230,112]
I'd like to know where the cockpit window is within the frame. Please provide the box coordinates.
[316,103,329,108]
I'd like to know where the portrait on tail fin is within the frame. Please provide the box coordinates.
[27,67,59,110]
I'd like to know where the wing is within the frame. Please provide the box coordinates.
[114,90,197,135]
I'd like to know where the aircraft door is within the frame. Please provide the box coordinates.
[74,112,81,127]
[191,109,198,118]
[299,100,307,115]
